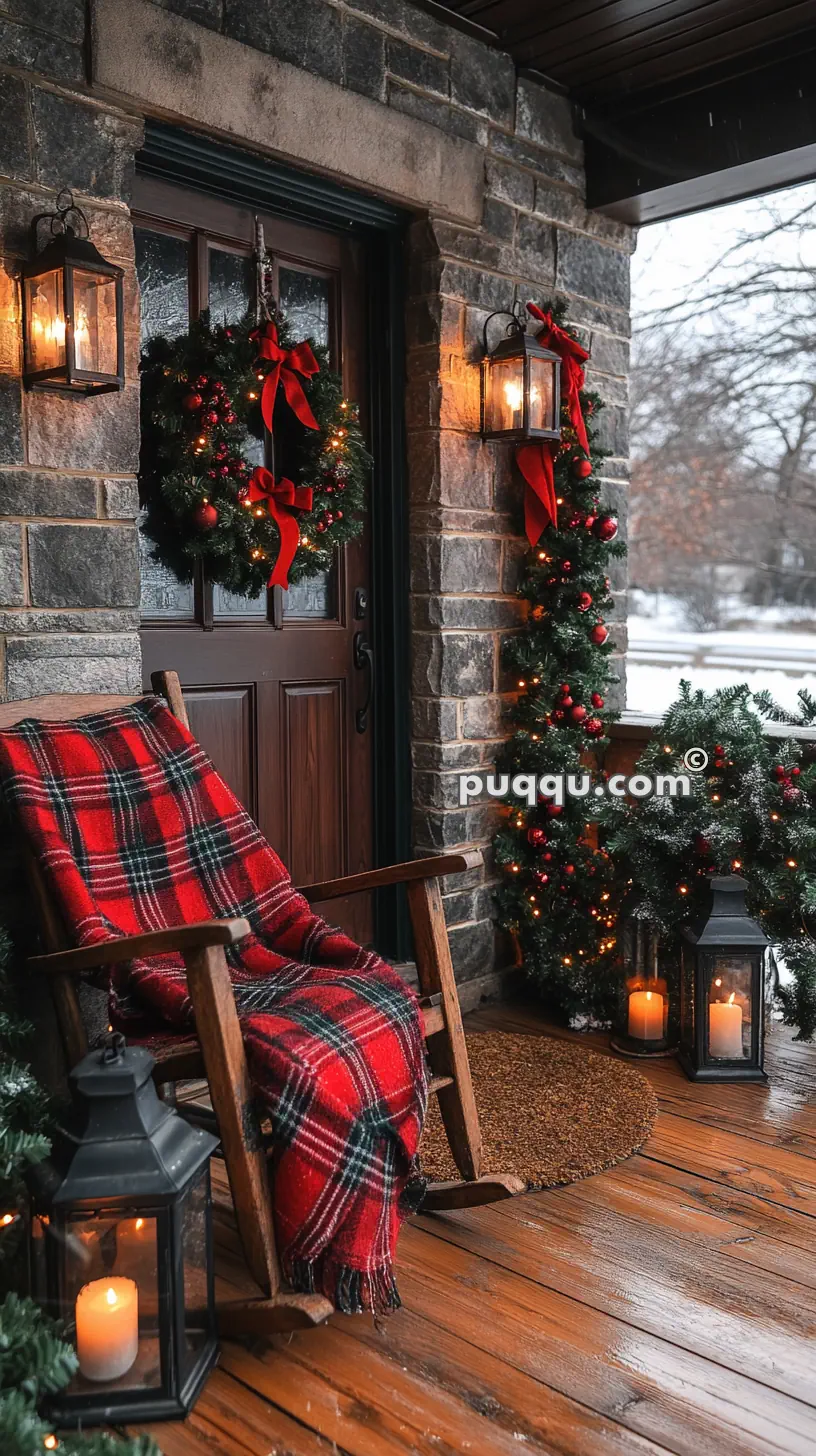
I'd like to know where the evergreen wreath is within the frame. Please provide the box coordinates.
[139,302,371,597]
[493,298,627,1025]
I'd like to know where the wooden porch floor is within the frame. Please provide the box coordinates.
[136,1003,816,1456]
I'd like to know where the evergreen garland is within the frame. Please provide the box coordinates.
[493,299,627,1023]
[602,683,816,1040]
[139,305,370,597]
[0,930,160,1455]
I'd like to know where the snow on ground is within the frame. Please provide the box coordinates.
[627,592,816,716]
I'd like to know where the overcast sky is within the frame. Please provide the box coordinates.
[631,179,816,321]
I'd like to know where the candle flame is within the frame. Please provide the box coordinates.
[135,1218,144,1231]
[503,379,523,412]
[106,1287,118,1307]
[645,991,653,1001]
[728,992,736,1005]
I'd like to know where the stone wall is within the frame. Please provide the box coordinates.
[0,1,142,699]
[0,0,634,992]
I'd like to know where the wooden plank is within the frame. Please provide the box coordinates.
[0,692,140,729]
[133,1368,341,1456]
[395,1226,816,1456]
[544,1155,816,1284]
[152,666,190,728]
[414,1197,816,1402]
[407,875,482,1180]
[645,1111,816,1217]
[184,943,280,1298]
[342,1303,677,1456]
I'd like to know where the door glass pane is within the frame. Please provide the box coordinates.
[212,583,268,619]
[138,514,195,620]
[135,229,189,344]
[279,267,330,350]
[208,248,253,325]
[282,564,337,619]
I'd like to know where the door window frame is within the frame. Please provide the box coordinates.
[136,123,412,959]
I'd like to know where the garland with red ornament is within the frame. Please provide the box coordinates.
[494,299,626,1024]
[139,303,370,597]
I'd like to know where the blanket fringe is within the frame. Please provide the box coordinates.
[288,1256,402,1316]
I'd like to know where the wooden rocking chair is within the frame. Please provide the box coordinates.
[1,670,522,1337]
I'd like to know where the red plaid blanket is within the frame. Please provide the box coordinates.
[0,695,427,1313]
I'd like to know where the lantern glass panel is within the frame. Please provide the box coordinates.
[179,1169,214,1380]
[72,269,118,376]
[528,354,557,433]
[25,270,65,373]
[63,1211,162,1395]
[485,355,525,434]
[706,954,754,1061]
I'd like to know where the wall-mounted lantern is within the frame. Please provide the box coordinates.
[679,875,769,1082]
[481,307,561,442]
[22,190,124,395]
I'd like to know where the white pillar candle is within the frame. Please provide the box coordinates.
[709,993,743,1058]
[76,1277,138,1382]
[628,989,664,1041]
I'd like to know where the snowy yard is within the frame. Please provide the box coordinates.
[627,591,816,716]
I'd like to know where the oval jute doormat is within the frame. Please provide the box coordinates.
[420,1032,658,1190]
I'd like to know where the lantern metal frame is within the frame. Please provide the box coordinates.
[679,875,769,1083]
[28,1035,218,1427]
[610,917,679,1058]
[21,190,125,396]
[480,307,561,442]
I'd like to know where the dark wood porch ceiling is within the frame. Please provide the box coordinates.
[423,1,816,223]
[434,0,816,105]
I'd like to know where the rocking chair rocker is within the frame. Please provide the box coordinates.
[1,670,522,1337]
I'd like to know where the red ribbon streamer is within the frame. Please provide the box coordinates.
[251,320,320,435]
[248,466,314,590]
[515,303,591,548]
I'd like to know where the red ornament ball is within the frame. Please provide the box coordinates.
[560,683,571,694]
[564,864,575,875]
[583,514,597,531]
[560,694,573,708]
[577,591,593,613]
[584,716,604,737]
[183,391,203,412]
[535,872,549,887]
[527,827,547,846]
[572,457,593,479]
[545,803,563,818]
[591,692,604,708]
[593,515,619,542]
[316,521,327,534]
[792,766,801,777]
[774,765,786,780]
[783,786,803,806]
[193,501,218,530]
[571,704,587,722]
[714,759,725,770]
[590,623,609,645]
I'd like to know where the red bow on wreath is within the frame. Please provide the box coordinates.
[516,302,590,548]
[251,320,320,434]
[248,466,314,590]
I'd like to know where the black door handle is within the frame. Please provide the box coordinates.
[353,631,374,733]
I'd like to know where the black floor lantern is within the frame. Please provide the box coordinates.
[679,876,769,1083]
[29,1035,218,1426]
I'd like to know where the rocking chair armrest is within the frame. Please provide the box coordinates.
[297,851,483,903]
[28,918,251,976]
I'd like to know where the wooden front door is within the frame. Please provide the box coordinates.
[134,178,374,943]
